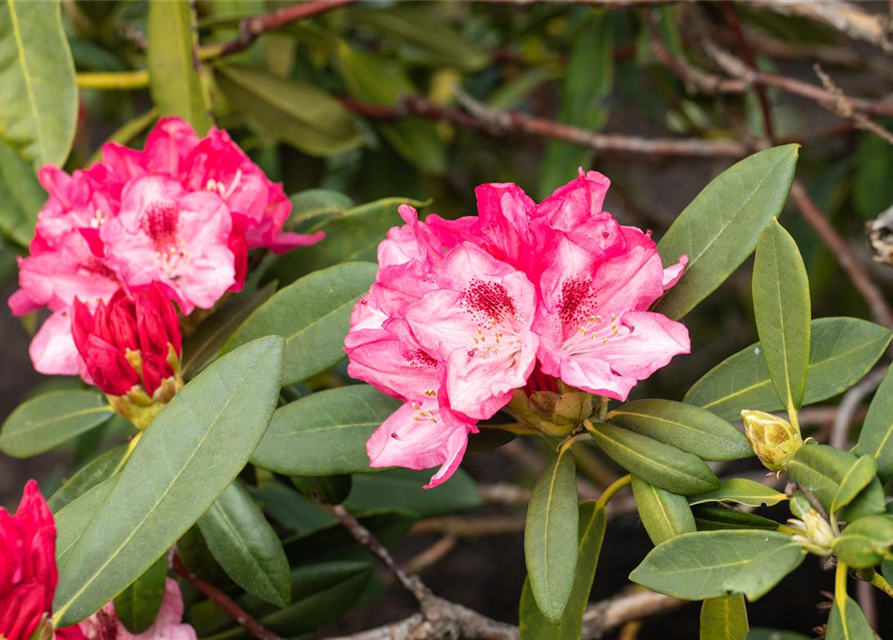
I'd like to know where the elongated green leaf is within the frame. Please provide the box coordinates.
[690,479,788,509]
[344,468,481,518]
[630,530,805,601]
[0,390,114,458]
[524,448,579,621]
[266,197,425,287]
[857,366,893,482]
[831,515,893,569]
[55,479,117,568]
[831,456,878,515]
[0,0,76,167]
[225,262,376,385]
[48,445,127,512]
[752,219,810,413]
[289,189,354,225]
[826,596,876,640]
[182,282,277,377]
[251,385,401,476]
[632,475,696,546]
[198,482,291,608]
[587,422,719,494]
[655,145,799,320]
[147,0,211,134]
[114,556,167,634]
[607,399,751,461]
[701,594,749,640]
[249,480,336,534]
[693,506,780,532]
[519,501,606,640]
[685,318,892,421]
[334,43,446,174]
[53,337,284,625]
[0,136,43,246]
[216,65,361,157]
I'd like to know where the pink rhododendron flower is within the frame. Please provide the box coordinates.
[75,579,196,640]
[345,170,689,487]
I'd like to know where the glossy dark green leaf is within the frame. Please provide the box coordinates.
[655,145,799,320]
[248,479,336,534]
[53,337,284,625]
[0,0,77,167]
[182,282,277,377]
[831,456,878,515]
[588,422,719,494]
[831,515,893,569]
[147,0,212,134]
[632,475,695,546]
[0,390,114,458]
[524,448,579,621]
[216,65,362,157]
[607,399,751,461]
[224,262,376,385]
[826,596,876,640]
[630,530,805,601]
[857,365,893,482]
[48,445,127,512]
[0,137,43,246]
[700,594,749,640]
[113,555,167,634]
[334,43,446,174]
[752,219,811,413]
[519,501,606,640]
[690,479,788,509]
[693,506,780,532]
[265,197,424,287]
[198,482,291,608]
[685,318,892,421]
[251,385,400,476]
[344,468,481,518]
[291,475,352,506]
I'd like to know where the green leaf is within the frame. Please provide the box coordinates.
[787,444,885,519]
[248,479,336,534]
[831,456,878,515]
[826,596,876,640]
[224,262,377,385]
[53,337,284,625]
[265,197,425,287]
[537,11,614,197]
[655,145,799,319]
[54,479,116,568]
[831,515,893,569]
[693,507,781,532]
[147,0,212,134]
[113,555,167,634]
[0,390,115,458]
[853,125,893,220]
[288,189,354,226]
[519,501,606,640]
[48,445,127,512]
[690,479,788,509]
[0,0,77,167]
[701,594,749,640]
[181,282,277,377]
[334,43,446,174]
[607,399,751,461]
[251,385,401,476]
[587,422,719,494]
[685,318,893,421]
[524,448,579,621]
[291,475,352,506]
[752,219,811,413]
[630,530,805,601]
[856,365,893,482]
[347,7,488,71]
[0,136,44,246]
[198,482,291,608]
[631,475,696,546]
[215,65,362,157]
[343,468,482,518]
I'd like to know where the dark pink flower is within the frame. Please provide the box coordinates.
[76,579,196,640]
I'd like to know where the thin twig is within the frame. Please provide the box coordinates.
[857,579,878,629]
[830,366,888,450]
[410,515,526,538]
[479,482,532,506]
[813,64,893,147]
[402,536,459,576]
[172,555,285,640]
[793,482,830,521]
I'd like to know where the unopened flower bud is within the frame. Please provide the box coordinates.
[741,409,802,471]
[789,509,835,555]
[507,389,594,436]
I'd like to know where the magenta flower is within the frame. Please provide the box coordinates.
[345,170,689,487]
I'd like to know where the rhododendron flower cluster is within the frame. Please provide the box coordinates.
[345,171,690,488]
[9,117,322,379]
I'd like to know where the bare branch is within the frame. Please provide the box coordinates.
[813,65,893,147]
[831,366,888,450]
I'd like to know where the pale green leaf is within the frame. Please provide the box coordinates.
[690,479,788,509]
[632,475,696,546]
[856,365,893,482]
[701,594,749,640]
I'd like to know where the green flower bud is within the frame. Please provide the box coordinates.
[507,389,594,437]
[789,509,835,555]
[741,409,802,471]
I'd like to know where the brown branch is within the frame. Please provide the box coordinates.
[831,366,888,450]
[172,554,285,640]
[402,536,459,576]
[217,0,357,57]
[813,65,893,147]
[789,482,830,521]
[410,515,526,538]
